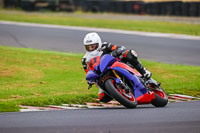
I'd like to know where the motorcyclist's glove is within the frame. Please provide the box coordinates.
[87,81,95,89]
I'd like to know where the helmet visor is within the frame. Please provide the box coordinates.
[85,43,99,52]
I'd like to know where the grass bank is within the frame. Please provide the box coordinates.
[1,10,200,36]
[0,46,200,112]
[0,46,98,112]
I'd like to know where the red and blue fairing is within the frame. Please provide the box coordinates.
[110,61,155,104]
[86,54,155,104]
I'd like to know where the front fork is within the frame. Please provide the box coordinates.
[112,70,132,93]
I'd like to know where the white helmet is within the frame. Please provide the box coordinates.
[83,32,102,52]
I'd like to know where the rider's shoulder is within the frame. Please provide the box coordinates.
[102,42,112,46]
[101,42,112,50]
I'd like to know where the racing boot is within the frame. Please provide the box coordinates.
[134,62,152,80]
[97,85,113,103]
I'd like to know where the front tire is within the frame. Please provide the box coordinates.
[105,79,137,108]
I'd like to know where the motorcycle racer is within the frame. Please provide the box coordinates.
[82,32,152,102]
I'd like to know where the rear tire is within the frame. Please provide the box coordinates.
[151,87,168,107]
[105,79,137,108]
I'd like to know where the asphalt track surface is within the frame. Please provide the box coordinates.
[0,21,200,66]
[0,101,200,133]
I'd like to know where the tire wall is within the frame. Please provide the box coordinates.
[2,0,200,16]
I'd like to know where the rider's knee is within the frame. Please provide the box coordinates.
[123,50,139,65]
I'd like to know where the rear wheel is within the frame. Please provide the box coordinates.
[105,79,137,108]
[151,86,168,107]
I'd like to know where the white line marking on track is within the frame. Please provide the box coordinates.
[1,20,200,40]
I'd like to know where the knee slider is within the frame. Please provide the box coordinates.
[130,50,138,58]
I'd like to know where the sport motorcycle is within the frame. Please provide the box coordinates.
[86,54,168,108]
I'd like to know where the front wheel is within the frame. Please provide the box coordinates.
[105,79,137,108]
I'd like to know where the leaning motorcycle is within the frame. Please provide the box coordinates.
[86,54,168,108]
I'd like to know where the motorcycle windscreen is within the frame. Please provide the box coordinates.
[100,54,117,73]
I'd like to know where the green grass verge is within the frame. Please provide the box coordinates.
[0,46,99,112]
[1,10,200,36]
[0,46,200,112]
